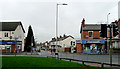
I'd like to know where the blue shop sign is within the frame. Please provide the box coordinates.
[76,40,81,44]
[81,40,86,44]
[0,42,22,44]
[81,40,105,44]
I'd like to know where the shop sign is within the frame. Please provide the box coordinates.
[0,42,22,44]
[81,40,105,44]
[86,40,101,43]
[76,40,81,44]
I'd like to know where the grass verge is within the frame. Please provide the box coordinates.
[1,56,109,69]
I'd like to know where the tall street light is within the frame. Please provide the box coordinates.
[107,13,112,65]
[55,3,67,58]
[107,13,110,54]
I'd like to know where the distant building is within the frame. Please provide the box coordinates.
[49,34,75,52]
[0,22,25,53]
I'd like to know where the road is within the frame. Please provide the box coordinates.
[38,50,119,64]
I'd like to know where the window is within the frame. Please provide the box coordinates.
[89,31,93,37]
[100,32,102,37]
[4,33,8,37]
[12,32,14,34]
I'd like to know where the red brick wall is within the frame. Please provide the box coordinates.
[81,31,89,39]
[11,44,15,52]
[81,31,100,39]
[76,44,82,53]
[93,31,100,39]
[65,48,70,52]
[1,49,10,52]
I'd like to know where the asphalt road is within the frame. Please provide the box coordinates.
[38,50,119,64]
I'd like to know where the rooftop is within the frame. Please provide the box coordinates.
[82,24,101,31]
[0,22,25,33]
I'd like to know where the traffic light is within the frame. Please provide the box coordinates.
[73,42,75,45]
[71,41,75,46]
[101,24,107,37]
[113,23,119,37]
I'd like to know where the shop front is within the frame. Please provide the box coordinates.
[0,41,22,53]
[81,39,105,53]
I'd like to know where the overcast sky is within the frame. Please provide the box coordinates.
[0,0,119,43]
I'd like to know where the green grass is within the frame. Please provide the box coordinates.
[1,56,109,69]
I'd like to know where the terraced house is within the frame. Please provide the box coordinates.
[79,18,120,53]
[0,21,25,53]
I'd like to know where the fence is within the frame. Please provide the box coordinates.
[47,56,120,68]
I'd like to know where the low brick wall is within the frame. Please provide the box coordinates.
[113,49,120,53]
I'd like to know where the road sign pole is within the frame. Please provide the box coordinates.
[109,24,112,66]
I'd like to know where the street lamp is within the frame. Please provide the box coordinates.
[106,13,110,54]
[55,3,67,58]
[107,13,113,65]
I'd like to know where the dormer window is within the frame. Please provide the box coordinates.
[4,32,8,37]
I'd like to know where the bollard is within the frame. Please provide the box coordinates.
[82,61,84,64]
[101,63,104,68]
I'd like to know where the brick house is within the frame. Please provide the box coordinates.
[111,19,120,48]
[79,18,120,53]
[80,18,105,53]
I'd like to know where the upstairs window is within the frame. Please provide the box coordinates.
[100,31,102,37]
[4,33,8,37]
[89,31,93,38]
[12,32,14,34]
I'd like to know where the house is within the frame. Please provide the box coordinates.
[80,18,105,53]
[0,21,25,53]
[79,18,120,53]
[49,34,75,52]
[111,19,120,48]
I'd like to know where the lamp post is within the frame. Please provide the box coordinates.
[107,13,110,54]
[55,3,67,58]
[107,13,112,65]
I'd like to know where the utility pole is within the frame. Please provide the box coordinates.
[107,13,110,54]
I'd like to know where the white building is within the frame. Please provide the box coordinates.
[0,22,25,52]
[50,35,75,52]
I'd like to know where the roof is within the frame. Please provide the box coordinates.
[57,35,74,41]
[50,35,74,42]
[0,22,25,33]
[82,24,101,31]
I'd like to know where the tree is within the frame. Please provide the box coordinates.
[24,25,35,52]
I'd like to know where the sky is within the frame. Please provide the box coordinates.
[0,0,119,43]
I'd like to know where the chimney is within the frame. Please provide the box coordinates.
[115,20,118,24]
[60,35,62,38]
[82,18,85,27]
[118,18,120,27]
[63,34,66,37]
